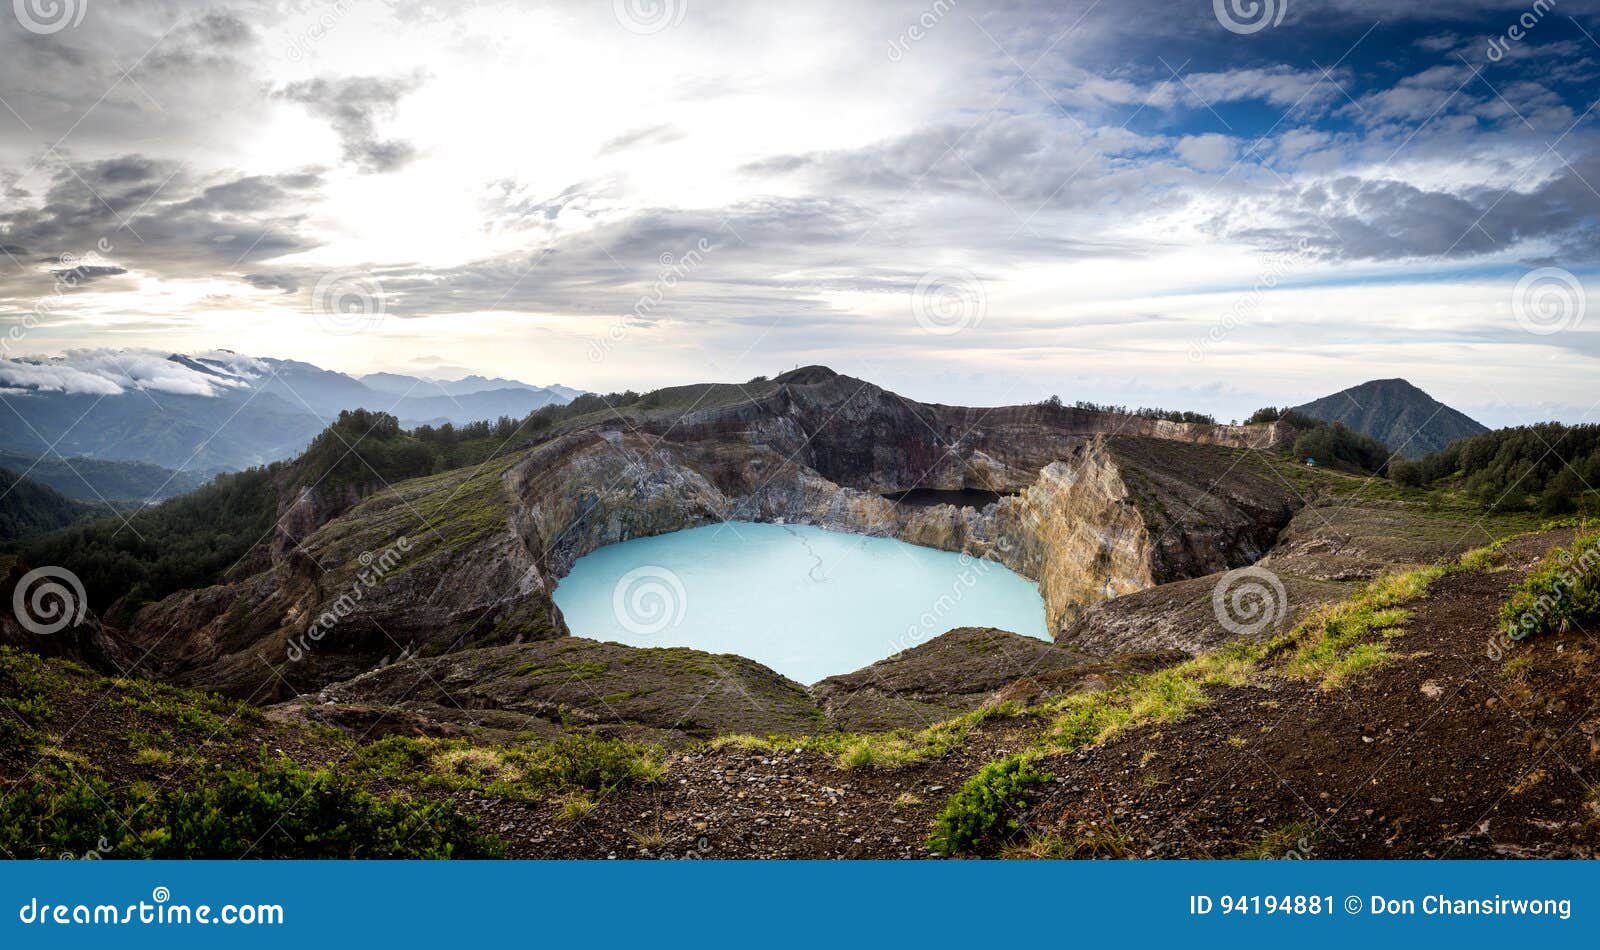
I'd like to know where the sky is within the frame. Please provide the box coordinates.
[1,0,1599,427]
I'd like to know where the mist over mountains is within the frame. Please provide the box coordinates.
[0,350,578,481]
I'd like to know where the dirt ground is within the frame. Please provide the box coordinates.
[469,530,1600,859]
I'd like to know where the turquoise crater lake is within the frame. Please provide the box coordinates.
[551,522,1050,684]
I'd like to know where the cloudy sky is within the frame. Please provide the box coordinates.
[1,0,1599,426]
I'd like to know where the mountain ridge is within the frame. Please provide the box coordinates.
[1292,377,1488,459]
[0,350,580,477]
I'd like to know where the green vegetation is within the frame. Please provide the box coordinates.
[1390,423,1600,514]
[1047,397,1217,425]
[0,755,499,859]
[0,450,204,503]
[713,701,1025,771]
[1042,643,1255,752]
[517,660,609,681]
[926,546,1503,854]
[1277,567,1441,689]
[0,469,97,541]
[350,733,665,802]
[927,755,1053,855]
[1235,821,1319,859]
[0,645,69,735]
[13,409,534,615]
[1499,530,1600,641]
[1244,407,1392,474]
[18,463,281,615]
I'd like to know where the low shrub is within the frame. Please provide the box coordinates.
[1499,531,1600,642]
[352,732,664,801]
[927,755,1053,855]
[0,755,500,859]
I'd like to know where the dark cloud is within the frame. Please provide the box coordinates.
[243,272,299,293]
[1230,151,1600,262]
[744,115,1180,213]
[193,11,255,47]
[49,265,128,285]
[95,156,163,185]
[279,74,425,173]
[0,157,324,307]
[191,172,323,214]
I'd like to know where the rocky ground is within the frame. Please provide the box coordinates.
[106,368,1309,702]
[0,366,1585,859]
[4,521,1593,859]
[408,528,1600,859]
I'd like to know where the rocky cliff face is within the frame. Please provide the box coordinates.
[122,367,1296,700]
[126,457,558,698]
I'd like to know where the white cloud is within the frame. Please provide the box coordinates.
[1175,134,1236,171]
[0,0,1597,422]
[0,350,259,398]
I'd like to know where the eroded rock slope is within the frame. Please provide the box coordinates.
[123,367,1297,700]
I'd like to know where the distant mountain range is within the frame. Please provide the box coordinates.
[0,350,579,479]
[0,450,204,504]
[1293,379,1489,459]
